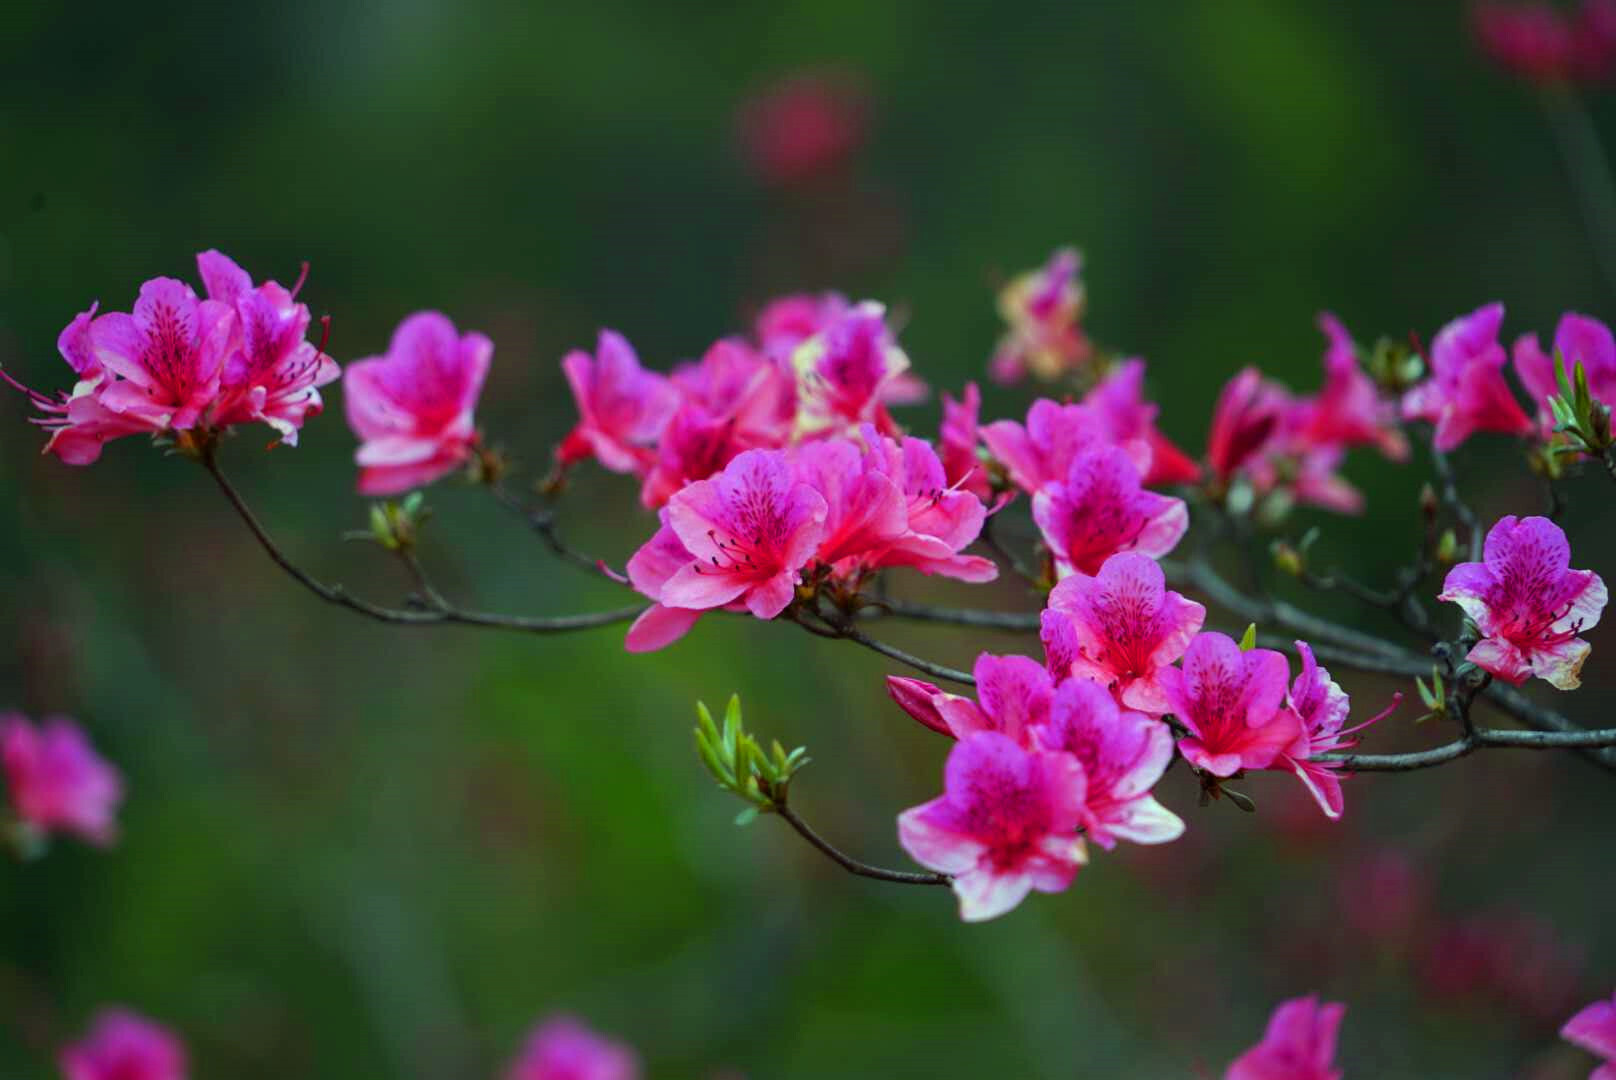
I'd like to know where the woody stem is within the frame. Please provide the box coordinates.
[772,799,950,887]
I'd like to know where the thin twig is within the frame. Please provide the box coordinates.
[773,801,950,886]
[1428,439,1482,564]
[488,483,621,580]
[830,622,976,686]
[1323,725,1616,772]
[203,454,644,635]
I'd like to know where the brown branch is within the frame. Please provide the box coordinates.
[1323,725,1616,772]
[773,800,950,887]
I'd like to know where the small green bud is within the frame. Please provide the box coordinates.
[1435,529,1459,564]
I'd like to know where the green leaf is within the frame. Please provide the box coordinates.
[1238,623,1258,651]
[734,806,759,827]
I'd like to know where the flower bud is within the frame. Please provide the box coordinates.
[1436,529,1459,564]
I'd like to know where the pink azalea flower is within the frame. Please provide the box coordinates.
[790,301,911,438]
[989,248,1091,384]
[981,398,1150,495]
[504,1015,640,1080]
[1225,996,1345,1080]
[343,311,492,495]
[60,1008,187,1080]
[656,449,827,620]
[1277,641,1400,820]
[1512,311,1616,436]
[1081,359,1203,486]
[792,436,909,571]
[1031,446,1188,579]
[622,510,708,653]
[885,653,1055,744]
[3,307,151,465]
[1042,552,1206,715]
[557,330,678,476]
[1401,303,1532,451]
[1290,313,1408,460]
[753,292,849,363]
[856,427,997,582]
[88,276,235,434]
[1438,514,1607,688]
[1207,367,1290,482]
[1474,1,1616,84]
[0,713,123,846]
[897,731,1088,921]
[196,250,340,446]
[1030,677,1183,849]
[1562,992,1616,1080]
[734,71,867,188]
[939,382,993,501]
[1158,632,1303,777]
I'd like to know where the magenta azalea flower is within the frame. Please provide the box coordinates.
[1278,642,1399,820]
[1081,359,1202,486]
[89,277,234,433]
[60,1008,187,1080]
[1,713,123,847]
[622,510,708,653]
[1030,677,1183,849]
[343,312,491,494]
[939,382,993,500]
[1207,367,1290,482]
[504,1015,640,1080]
[557,329,678,476]
[4,307,149,464]
[1159,632,1302,777]
[1031,446,1188,578]
[898,731,1088,922]
[1290,312,1408,460]
[989,248,1091,384]
[1042,552,1205,715]
[886,653,1055,744]
[1562,992,1616,1080]
[196,250,339,446]
[792,436,910,570]
[857,426,997,582]
[981,398,1152,496]
[657,449,827,620]
[1225,996,1345,1080]
[1438,514,1607,688]
[1401,303,1532,451]
[789,301,910,438]
[1513,311,1616,437]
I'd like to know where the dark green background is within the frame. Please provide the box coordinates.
[0,2,1611,1076]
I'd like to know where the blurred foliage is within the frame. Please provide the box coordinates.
[0,1,1613,1077]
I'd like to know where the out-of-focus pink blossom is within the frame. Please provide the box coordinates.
[1081,359,1202,486]
[989,248,1091,384]
[939,382,993,500]
[504,1014,640,1080]
[1290,313,1408,460]
[1438,514,1607,688]
[1030,677,1183,849]
[1224,996,1345,1080]
[1473,1,1616,84]
[1159,632,1302,777]
[1,713,123,846]
[1337,850,1429,946]
[60,1008,187,1080]
[981,398,1152,496]
[1401,303,1532,451]
[754,293,849,363]
[1562,992,1616,1080]
[1512,311,1616,436]
[1031,447,1188,579]
[1041,552,1205,715]
[1278,642,1400,819]
[898,731,1088,922]
[343,312,491,494]
[789,301,911,438]
[197,249,339,446]
[557,330,678,476]
[734,72,867,188]
[1207,367,1290,482]
[1421,910,1587,1025]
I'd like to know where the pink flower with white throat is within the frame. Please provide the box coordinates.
[196,249,339,446]
[1,713,123,847]
[898,731,1088,922]
[343,311,492,495]
[1158,632,1302,777]
[1438,514,1607,689]
[1031,446,1188,579]
[789,301,911,438]
[504,1014,640,1080]
[60,1008,187,1080]
[1225,996,1345,1080]
[1031,677,1183,849]
[1562,991,1616,1080]
[656,448,827,620]
[557,329,678,476]
[1401,302,1533,450]
[1042,552,1205,715]
[1279,641,1399,820]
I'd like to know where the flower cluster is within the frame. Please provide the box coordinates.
[6,251,337,464]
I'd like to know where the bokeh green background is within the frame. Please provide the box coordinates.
[0,2,1612,1076]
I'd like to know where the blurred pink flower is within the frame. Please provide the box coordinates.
[343,312,491,494]
[60,1008,187,1080]
[504,1015,639,1080]
[789,301,911,438]
[1438,514,1607,688]
[1,713,123,846]
[1031,446,1188,578]
[1337,849,1429,946]
[1473,1,1616,84]
[1207,367,1290,482]
[939,382,993,500]
[735,72,867,188]
[1225,996,1345,1080]
[1512,311,1616,436]
[990,248,1091,384]
[1401,303,1532,451]
[1082,359,1202,486]
[1159,633,1301,777]
[557,330,678,476]
[898,731,1088,921]
[1290,313,1408,460]
[1562,992,1616,1080]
